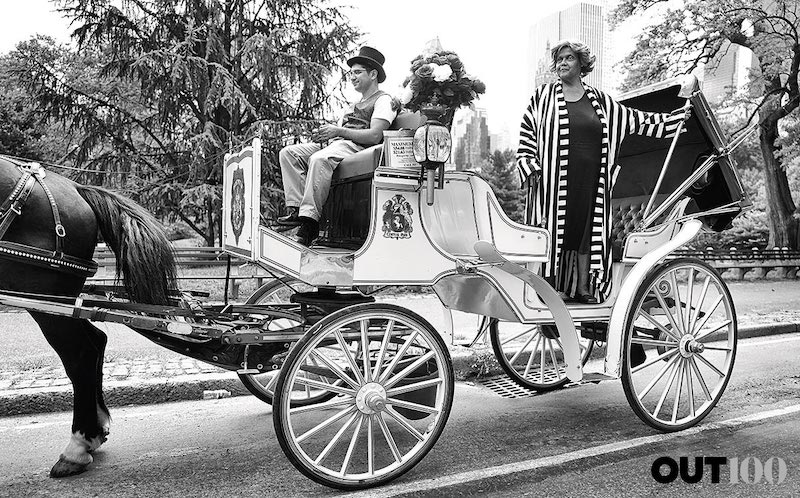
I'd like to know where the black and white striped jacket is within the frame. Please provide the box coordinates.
[515,81,685,298]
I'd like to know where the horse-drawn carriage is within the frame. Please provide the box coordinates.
[0,75,750,489]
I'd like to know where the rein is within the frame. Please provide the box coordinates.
[0,159,98,277]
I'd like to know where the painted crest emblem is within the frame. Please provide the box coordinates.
[230,167,246,244]
[382,194,413,239]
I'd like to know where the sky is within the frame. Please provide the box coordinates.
[0,0,646,136]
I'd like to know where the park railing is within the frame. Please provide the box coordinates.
[88,245,275,299]
[672,247,800,280]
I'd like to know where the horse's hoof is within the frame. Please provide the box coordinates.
[49,455,90,478]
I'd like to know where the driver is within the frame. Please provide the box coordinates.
[276,46,398,246]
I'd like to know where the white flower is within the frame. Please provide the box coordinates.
[432,64,453,82]
[399,85,415,105]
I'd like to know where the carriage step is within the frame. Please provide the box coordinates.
[579,322,608,342]
[236,368,262,375]
[577,372,616,384]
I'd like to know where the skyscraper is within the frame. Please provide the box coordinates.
[702,41,756,105]
[451,107,490,171]
[528,1,613,94]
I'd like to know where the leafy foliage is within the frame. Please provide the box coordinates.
[612,0,800,249]
[480,149,525,223]
[11,0,360,244]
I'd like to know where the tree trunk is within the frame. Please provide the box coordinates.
[205,194,215,247]
[758,117,799,249]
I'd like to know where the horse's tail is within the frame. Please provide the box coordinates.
[76,185,177,305]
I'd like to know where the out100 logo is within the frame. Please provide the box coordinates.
[652,456,788,484]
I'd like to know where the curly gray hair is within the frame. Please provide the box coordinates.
[549,39,596,76]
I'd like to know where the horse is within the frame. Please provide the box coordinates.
[0,156,177,477]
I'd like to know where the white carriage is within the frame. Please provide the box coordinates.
[220,75,751,489]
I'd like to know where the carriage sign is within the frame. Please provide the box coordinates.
[223,138,261,259]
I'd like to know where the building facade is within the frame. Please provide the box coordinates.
[451,107,490,171]
[528,1,613,94]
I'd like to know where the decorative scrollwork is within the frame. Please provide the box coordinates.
[656,278,672,296]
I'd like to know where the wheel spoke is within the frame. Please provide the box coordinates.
[386,378,443,397]
[307,350,360,390]
[671,358,685,423]
[632,348,679,374]
[294,376,355,397]
[523,335,542,377]
[695,319,732,342]
[653,289,684,337]
[547,339,561,380]
[684,267,695,332]
[685,360,695,418]
[640,310,681,342]
[694,351,725,377]
[509,330,539,365]
[691,295,724,337]
[383,407,425,441]
[290,396,352,415]
[539,338,547,383]
[501,326,538,347]
[383,351,435,390]
[361,319,372,383]
[376,412,403,464]
[652,357,681,418]
[669,271,685,335]
[689,357,712,401]
[314,411,360,465]
[334,329,365,386]
[340,414,364,475]
[372,319,394,380]
[296,405,357,443]
[638,354,680,400]
[689,275,712,335]
[386,397,439,416]
[367,414,375,475]
[378,331,420,384]
[631,337,678,348]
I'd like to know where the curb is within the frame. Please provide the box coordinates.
[2,322,798,417]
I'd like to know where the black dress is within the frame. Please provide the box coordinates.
[563,93,602,254]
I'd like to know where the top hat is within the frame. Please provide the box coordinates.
[347,46,386,83]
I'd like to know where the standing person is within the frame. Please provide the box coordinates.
[277,46,397,246]
[516,39,690,304]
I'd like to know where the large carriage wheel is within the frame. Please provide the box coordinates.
[490,319,593,391]
[238,277,339,407]
[622,258,736,431]
[273,303,454,490]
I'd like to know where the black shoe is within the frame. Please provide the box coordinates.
[630,343,646,368]
[277,206,301,226]
[576,293,598,305]
[293,217,319,247]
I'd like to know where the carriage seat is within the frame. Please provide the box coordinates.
[422,172,549,263]
[610,194,669,261]
[332,112,424,183]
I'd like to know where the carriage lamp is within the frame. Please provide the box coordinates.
[413,120,452,205]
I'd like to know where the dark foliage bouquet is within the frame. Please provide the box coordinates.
[399,50,486,124]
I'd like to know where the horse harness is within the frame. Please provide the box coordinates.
[0,159,97,277]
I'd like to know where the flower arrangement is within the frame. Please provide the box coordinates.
[399,50,486,126]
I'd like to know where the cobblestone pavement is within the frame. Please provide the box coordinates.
[0,358,226,392]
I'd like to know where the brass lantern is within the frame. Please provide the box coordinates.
[412,119,452,205]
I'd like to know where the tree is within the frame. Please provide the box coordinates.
[611,0,800,249]
[13,0,360,245]
[481,149,525,223]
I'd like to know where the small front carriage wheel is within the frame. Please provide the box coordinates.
[238,277,339,407]
[490,319,593,391]
[273,303,454,490]
[622,258,736,431]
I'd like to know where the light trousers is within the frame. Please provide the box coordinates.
[279,139,365,221]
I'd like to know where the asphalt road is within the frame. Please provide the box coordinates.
[1,332,799,497]
[3,280,800,371]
